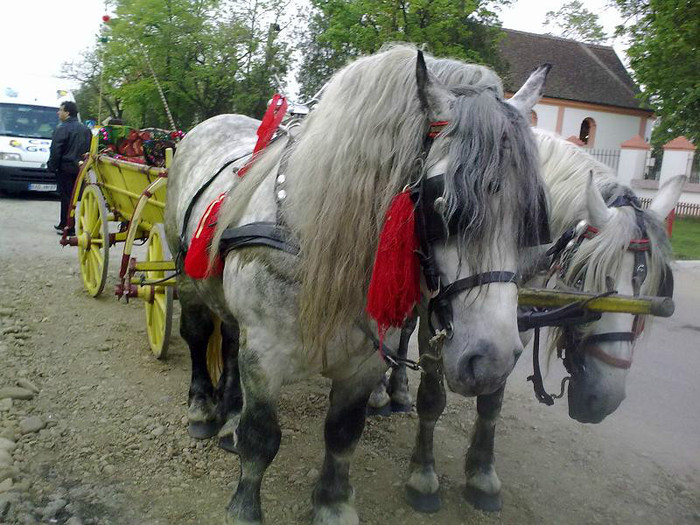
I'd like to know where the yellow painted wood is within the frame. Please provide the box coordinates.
[518,288,674,318]
[143,225,174,359]
[207,317,223,386]
[76,186,109,297]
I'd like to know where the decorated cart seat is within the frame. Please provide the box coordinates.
[99,125,184,167]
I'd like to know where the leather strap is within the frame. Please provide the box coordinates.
[585,342,633,369]
[219,222,299,256]
[439,271,518,301]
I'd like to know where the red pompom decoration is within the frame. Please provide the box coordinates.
[184,194,226,279]
[366,190,421,346]
[102,15,111,22]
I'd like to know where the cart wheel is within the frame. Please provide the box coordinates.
[144,224,174,359]
[76,185,109,297]
[207,317,224,386]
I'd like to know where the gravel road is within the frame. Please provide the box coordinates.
[0,192,698,525]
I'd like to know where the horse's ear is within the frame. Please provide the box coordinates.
[586,172,614,228]
[507,63,552,116]
[649,175,686,220]
[416,50,431,111]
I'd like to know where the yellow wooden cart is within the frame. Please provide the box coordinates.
[61,134,176,359]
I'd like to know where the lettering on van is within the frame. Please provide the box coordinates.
[9,138,50,153]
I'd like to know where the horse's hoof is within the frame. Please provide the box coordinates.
[366,403,392,417]
[405,485,441,513]
[463,485,503,512]
[390,400,413,413]
[312,502,359,525]
[188,419,220,440]
[218,434,239,455]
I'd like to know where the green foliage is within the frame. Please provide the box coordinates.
[543,0,607,43]
[297,0,510,98]
[669,217,700,260]
[63,0,292,130]
[614,0,700,145]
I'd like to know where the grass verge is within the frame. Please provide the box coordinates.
[670,217,700,260]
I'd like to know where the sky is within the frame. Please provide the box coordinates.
[0,0,628,89]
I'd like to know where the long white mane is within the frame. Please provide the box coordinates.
[213,45,546,356]
[533,129,672,342]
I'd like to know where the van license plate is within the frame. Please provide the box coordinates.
[28,184,57,192]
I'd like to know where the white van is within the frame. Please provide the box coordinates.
[0,80,75,193]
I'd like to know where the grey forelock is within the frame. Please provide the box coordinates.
[438,87,545,268]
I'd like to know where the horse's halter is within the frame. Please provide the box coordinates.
[411,122,549,339]
[549,194,673,374]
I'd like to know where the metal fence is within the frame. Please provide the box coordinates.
[638,197,700,218]
[589,149,621,172]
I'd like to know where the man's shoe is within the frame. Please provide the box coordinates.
[54,224,64,232]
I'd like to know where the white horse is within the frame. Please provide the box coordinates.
[534,128,683,422]
[164,45,549,524]
[369,58,684,514]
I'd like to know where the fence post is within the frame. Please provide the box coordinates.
[666,209,675,238]
[659,136,696,185]
[618,135,651,185]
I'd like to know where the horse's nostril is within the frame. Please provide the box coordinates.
[460,353,484,382]
[586,394,600,411]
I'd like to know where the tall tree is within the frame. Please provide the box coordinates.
[297,0,511,98]
[63,0,292,129]
[614,0,700,145]
[543,0,608,43]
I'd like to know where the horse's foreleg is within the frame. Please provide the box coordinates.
[179,293,218,439]
[226,350,281,525]
[366,373,391,416]
[217,320,243,454]
[388,314,417,413]
[405,316,445,513]
[463,385,505,512]
[312,374,378,525]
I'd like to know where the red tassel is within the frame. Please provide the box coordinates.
[366,190,421,346]
[184,193,226,279]
[238,94,288,177]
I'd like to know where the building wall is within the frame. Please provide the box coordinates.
[532,102,559,131]
[559,107,642,150]
[527,97,651,151]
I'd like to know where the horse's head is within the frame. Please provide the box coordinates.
[554,175,684,422]
[418,63,551,397]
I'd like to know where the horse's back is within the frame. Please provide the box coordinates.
[165,114,259,252]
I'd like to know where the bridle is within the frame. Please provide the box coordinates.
[549,194,673,375]
[410,173,517,340]
[410,122,549,342]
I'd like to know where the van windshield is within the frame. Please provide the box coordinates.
[0,103,58,139]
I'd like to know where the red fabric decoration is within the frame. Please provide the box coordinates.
[366,190,421,349]
[184,193,226,279]
[238,94,288,177]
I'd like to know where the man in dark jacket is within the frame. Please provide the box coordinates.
[48,101,92,234]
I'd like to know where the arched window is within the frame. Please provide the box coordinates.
[579,117,597,146]
[530,110,538,127]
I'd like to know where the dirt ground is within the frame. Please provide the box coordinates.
[0,194,698,525]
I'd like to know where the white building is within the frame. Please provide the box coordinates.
[500,29,699,211]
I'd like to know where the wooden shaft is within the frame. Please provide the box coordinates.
[518,288,674,318]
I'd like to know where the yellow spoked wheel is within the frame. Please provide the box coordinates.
[207,317,224,386]
[144,224,174,359]
[76,185,109,297]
